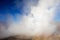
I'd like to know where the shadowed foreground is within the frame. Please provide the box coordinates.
[0,33,60,40]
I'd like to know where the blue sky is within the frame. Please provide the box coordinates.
[0,0,23,22]
[54,12,60,22]
[54,4,60,22]
[0,0,60,22]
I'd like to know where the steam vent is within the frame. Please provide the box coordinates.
[0,0,60,40]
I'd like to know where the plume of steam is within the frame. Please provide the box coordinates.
[0,0,60,39]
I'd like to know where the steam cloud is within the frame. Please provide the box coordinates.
[0,0,60,39]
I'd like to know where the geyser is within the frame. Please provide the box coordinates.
[0,0,60,39]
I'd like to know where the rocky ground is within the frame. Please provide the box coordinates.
[0,34,60,40]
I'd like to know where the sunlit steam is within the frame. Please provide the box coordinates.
[0,0,60,39]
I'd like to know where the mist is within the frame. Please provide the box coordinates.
[0,0,60,39]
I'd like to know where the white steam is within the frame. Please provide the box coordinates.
[0,0,60,39]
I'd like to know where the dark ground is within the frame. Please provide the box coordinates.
[0,37,32,40]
